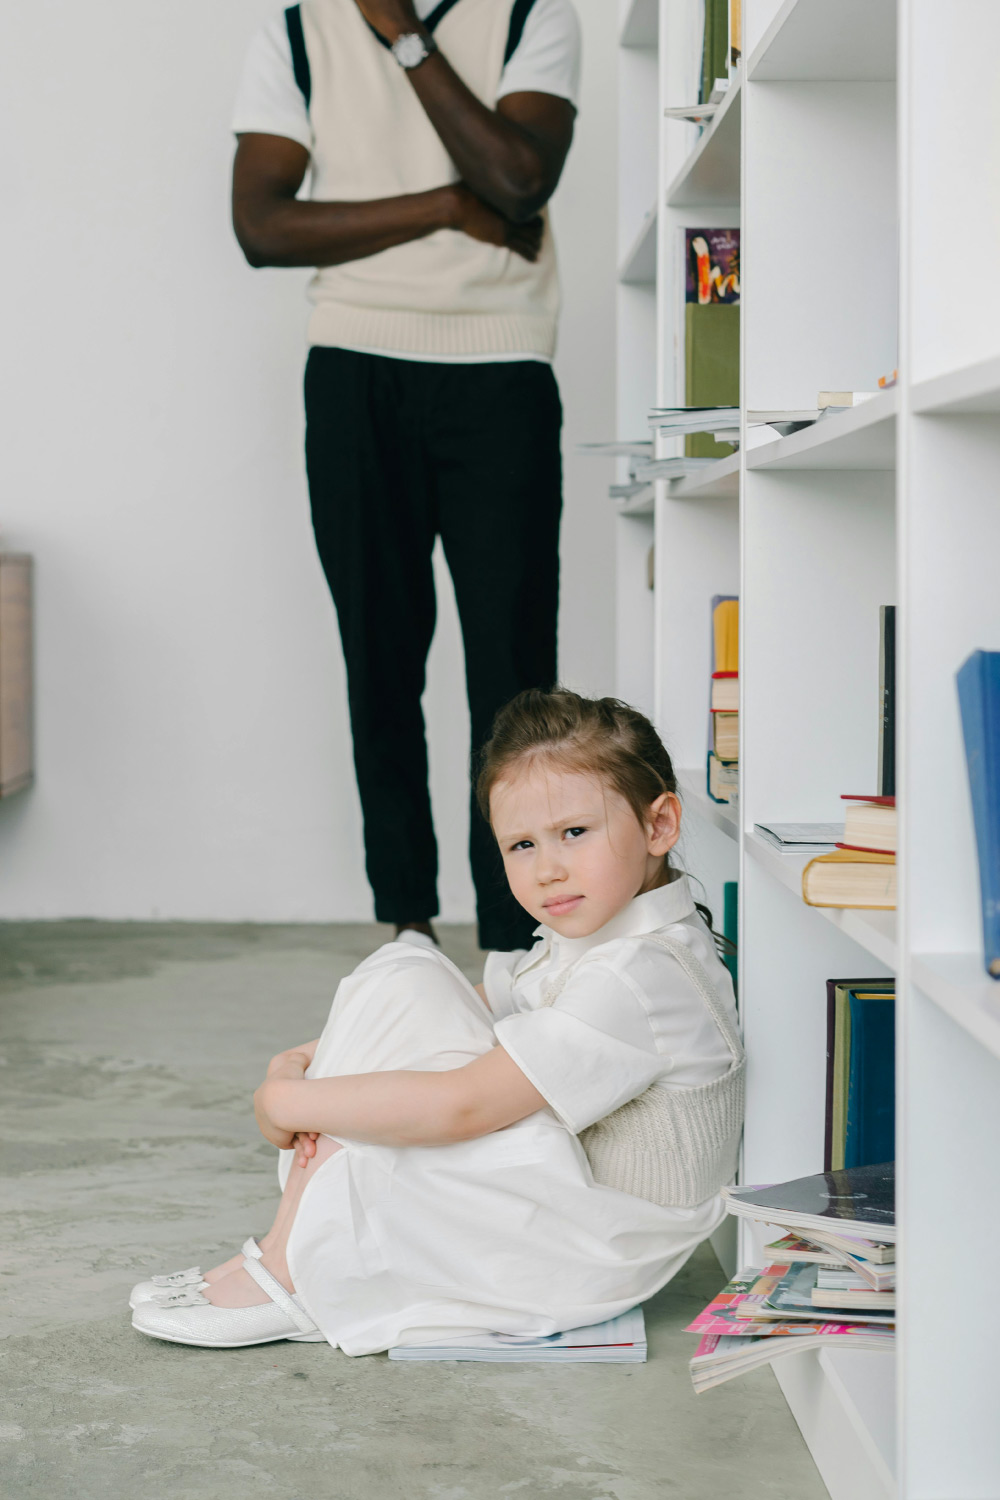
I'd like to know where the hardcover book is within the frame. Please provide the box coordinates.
[685,230,740,458]
[957,650,1000,977]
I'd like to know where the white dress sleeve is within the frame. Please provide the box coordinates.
[493,961,670,1134]
[482,948,528,1021]
[496,0,582,107]
[231,16,313,149]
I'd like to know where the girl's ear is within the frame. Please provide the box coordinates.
[646,792,681,855]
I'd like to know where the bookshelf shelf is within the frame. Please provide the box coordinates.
[667,452,740,499]
[911,954,1000,1065]
[744,833,898,969]
[676,768,738,841]
[746,391,897,472]
[748,0,897,84]
[618,0,658,49]
[664,77,741,208]
[616,486,656,516]
[618,204,658,285]
[910,352,1000,415]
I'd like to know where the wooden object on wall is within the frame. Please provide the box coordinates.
[0,554,34,797]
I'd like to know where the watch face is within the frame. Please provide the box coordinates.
[394,32,428,67]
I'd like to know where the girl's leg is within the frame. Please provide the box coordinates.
[204,1136,342,1308]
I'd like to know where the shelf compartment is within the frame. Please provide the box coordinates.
[911,353,1000,415]
[911,953,1000,1065]
[676,768,738,842]
[618,0,657,49]
[776,1348,895,1500]
[748,0,896,83]
[746,390,897,472]
[744,832,897,968]
[667,451,740,499]
[665,79,741,208]
[618,204,657,285]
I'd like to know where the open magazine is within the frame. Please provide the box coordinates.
[388,1308,646,1363]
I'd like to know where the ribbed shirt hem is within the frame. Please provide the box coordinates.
[307,301,558,359]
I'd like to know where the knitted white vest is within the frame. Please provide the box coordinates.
[298,0,561,357]
[542,933,746,1209]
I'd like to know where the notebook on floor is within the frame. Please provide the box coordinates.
[387,1307,647,1363]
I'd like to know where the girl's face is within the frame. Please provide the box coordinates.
[490,762,681,939]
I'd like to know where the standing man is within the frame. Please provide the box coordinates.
[231,0,580,950]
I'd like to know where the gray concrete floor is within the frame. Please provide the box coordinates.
[0,922,826,1500]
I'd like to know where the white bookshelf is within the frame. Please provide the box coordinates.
[614,1,1000,1495]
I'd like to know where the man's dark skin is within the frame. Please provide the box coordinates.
[232,0,576,270]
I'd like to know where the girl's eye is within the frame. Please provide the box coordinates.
[510,839,533,852]
[564,827,587,840]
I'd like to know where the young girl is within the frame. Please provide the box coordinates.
[130,689,744,1352]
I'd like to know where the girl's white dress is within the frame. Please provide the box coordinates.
[282,875,737,1355]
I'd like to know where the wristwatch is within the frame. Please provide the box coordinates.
[391,31,437,68]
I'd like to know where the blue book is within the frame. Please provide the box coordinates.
[844,989,895,1171]
[957,651,1000,978]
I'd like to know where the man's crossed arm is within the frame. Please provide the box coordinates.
[232,0,575,269]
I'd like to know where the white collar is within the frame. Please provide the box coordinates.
[523,872,697,969]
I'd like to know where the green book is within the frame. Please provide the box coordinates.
[684,229,740,459]
[723,880,738,996]
[700,0,730,104]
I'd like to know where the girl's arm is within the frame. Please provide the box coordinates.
[253,1046,546,1150]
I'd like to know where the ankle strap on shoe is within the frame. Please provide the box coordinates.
[241,1256,317,1336]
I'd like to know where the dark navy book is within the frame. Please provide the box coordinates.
[844,989,895,1170]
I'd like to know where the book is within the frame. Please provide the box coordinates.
[802,849,896,909]
[711,596,739,673]
[729,0,741,70]
[845,989,895,1171]
[789,1227,895,1266]
[388,1307,646,1363]
[632,456,716,481]
[754,822,842,853]
[824,977,894,1172]
[723,1161,896,1242]
[707,752,738,804]
[837,794,897,854]
[711,711,738,761]
[700,0,729,105]
[0,555,34,798]
[684,229,740,458]
[711,671,738,712]
[764,1234,847,1268]
[732,1264,896,1325]
[648,405,740,433]
[879,604,896,795]
[723,880,738,993]
[689,1322,894,1392]
[578,441,653,458]
[957,650,1000,978]
[817,390,878,409]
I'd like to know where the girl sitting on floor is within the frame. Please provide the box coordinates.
[130,688,745,1352]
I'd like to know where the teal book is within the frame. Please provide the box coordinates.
[957,650,1000,977]
[722,881,738,997]
[844,990,895,1171]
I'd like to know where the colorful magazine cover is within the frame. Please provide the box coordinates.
[686,228,741,305]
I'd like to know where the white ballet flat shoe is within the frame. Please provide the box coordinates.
[131,1254,325,1348]
[128,1236,263,1310]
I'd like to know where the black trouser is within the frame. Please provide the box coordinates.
[304,347,562,951]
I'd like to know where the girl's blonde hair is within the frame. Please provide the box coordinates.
[477,685,678,838]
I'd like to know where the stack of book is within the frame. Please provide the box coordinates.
[687,1163,896,1392]
[707,595,738,803]
[802,795,896,908]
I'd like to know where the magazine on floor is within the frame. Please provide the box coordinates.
[388,1308,647,1363]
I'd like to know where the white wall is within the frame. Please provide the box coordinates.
[0,0,617,923]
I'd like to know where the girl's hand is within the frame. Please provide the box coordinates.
[253,1083,297,1151]
[292,1132,320,1169]
[266,1040,319,1079]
